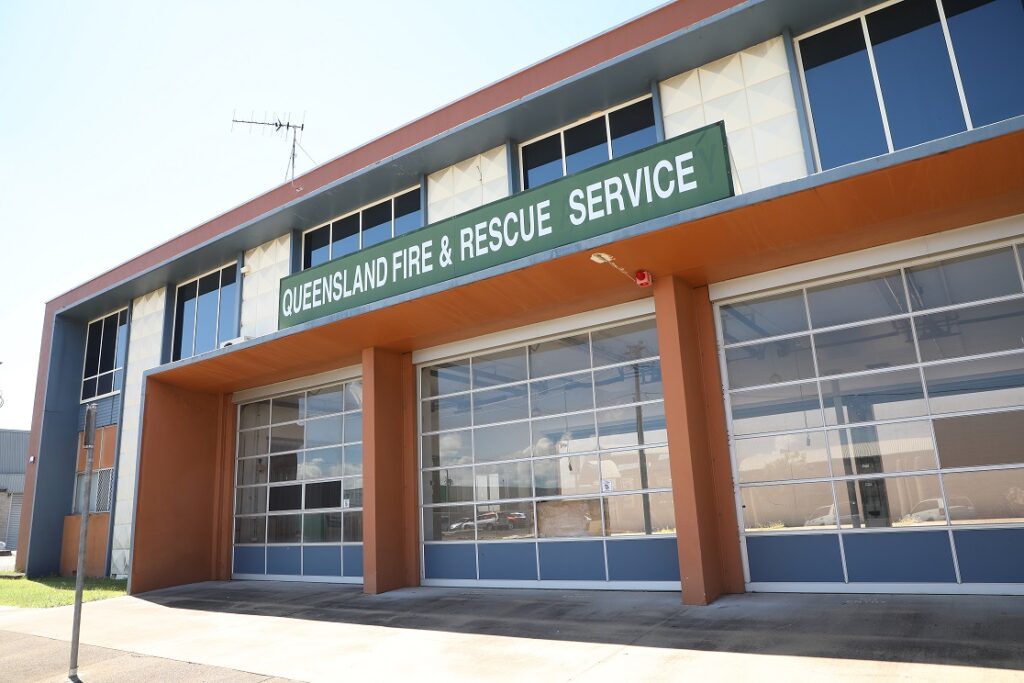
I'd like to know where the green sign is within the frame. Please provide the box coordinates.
[279,121,733,328]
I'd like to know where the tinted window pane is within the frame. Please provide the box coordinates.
[81,377,96,402]
[422,430,472,468]
[173,280,197,361]
[236,457,268,486]
[217,266,238,345]
[421,394,471,432]
[915,298,1024,361]
[421,359,471,397]
[593,361,663,407]
[867,0,966,149]
[534,454,600,496]
[529,334,590,378]
[234,517,265,544]
[821,369,927,425]
[945,0,1024,127]
[98,313,118,373]
[724,336,815,389]
[734,431,831,483]
[730,381,822,436]
[303,512,342,543]
[473,422,531,463]
[475,460,532,501]
[741,481,838,531]
[596,401,667,449]
[269,453,298,482]
[905,248,1021,310]
[422,466,474,505]
[96,372,114,396]
[472,348,527,388]
[361,200,392,248]
[934,410,1024,468]
[270,422,303,453]
[304,225,330,269]
[807,271,908,328]
[235,487,266,514]
[530,372,594,417]
[423,504,475,541]
[267,514,302,543]
[272,393,303,424]
[475,501,535,540]
[522,133,562,189]
[609,99,657,157]
[193,271,220,355]
[114,312,129,370]
[532,411,597,456]
[838,474,944,528]
[393,189,422,237]
[240,400,270,429]
[306,385,344,417]
[564,117,609,175]
[473,384,528,425]
[925,352,1024,414]
[305,481,341,509]
[943,467,1024,525]
[343,511,363,542]
[591,319,659,365]
[814,319,917,376]
[268,485,301,511]
[720,290,807,344]
[537,497,603,537]
[300,447,343,479]
[84,320,102,378]
[305,416,343,448]
[331,214,360,259]
[827,420,937,476]
[800,19,889,169]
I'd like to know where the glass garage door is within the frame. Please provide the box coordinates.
[717,242,1024,591]
[233,379,364,582]
[419,317,680,588]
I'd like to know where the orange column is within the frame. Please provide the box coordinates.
[362,347,419,594]
[654,276,742,605]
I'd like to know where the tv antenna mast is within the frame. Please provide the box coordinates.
[231,111,313,190]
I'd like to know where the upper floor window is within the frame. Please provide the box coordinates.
[302,187,422,270]
[797,0,1024,171]
[173,263,239,361]
[81,309,127,402]
[520,96,658,190]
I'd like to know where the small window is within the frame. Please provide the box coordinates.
[72,468,113,513]
[520,97,656,190]
[81,309,127,401]
[172,264,240,361]
[301,188,422,269]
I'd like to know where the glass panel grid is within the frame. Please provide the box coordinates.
[718,241,1024,585]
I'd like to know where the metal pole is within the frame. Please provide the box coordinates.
[69,403,97,681]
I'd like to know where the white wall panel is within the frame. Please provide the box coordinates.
[659,36,807,194]
[241,234,291,340]
[110,287,165,577]
[427,145,508,224]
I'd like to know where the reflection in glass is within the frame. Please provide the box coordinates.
[361,200,392,249]
[924,352,1024,414]
[238,428,269,457]
[591,319,659,366]
[422,394,471,432]
[270,422,303,453]
[521,133,562,189]
[343,477,362,508]
[827,420,937,476]
[915,298,1024,362]
[303,512,342,543]
[472,348,527,388]
[300,447,342,480]
[237,457,268,486]
[534,454,600,497]
[303,225,330,269]
[217,267,239,346]
[837,474,944,528]
[724,337,815,389]
[529,334,590,378]
[305,481,341,509]
[269,485,301,511]
[564,117,609,175]
[331,214,360,260]
[934,410,1024,468]
[235,487,267,515]
[306,385,344,417]
[475,460,532,501]
[594,361,663,406]
[473,384,529,425]
[720,289,808,345]
[305,416,343,448]
[807,271,907,329]
[343,444,362,476]
[532,412,597,456]
[393,189,422,237]
[474,422,531,463]
[234,517,265,544]
[424,504,475,541]
[343,511,363,542]
[596,401,667,449]
[422,430,472,468]
[422,467,474,505]
[609,99,657,157]
[601,447,671,492]
[734,431,830,483]
[730,382,822,436]
[267,514,302,543]
[821,369,926,425]
[269,453,299,483]
[475,501,536,540]
[814,319,917,376]
[240,401,270,429]
[343,412,361,444]
[530,372,593,417]
[741,481,837,531]
[905,247,1021,310]
[421,359,471,397]
[537,498,603,537]
[194,271,220,356]
[943,468,1024,525]
[604,493,653,536]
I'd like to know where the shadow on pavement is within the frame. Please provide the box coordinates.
[138,581,1024,671]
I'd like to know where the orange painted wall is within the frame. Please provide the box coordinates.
[60,513,110,578]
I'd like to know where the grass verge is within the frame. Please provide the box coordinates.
[0,576,127,608]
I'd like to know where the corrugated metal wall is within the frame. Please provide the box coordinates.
[5,493,22,548]
[76,394,120,431]
[0,429,29,478]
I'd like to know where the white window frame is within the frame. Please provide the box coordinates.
[71,467,114,514]
[794,0,978,173]
[300,185,421,270]
[171,261,239,361]
[517,94,656,191]
[80,307,129,404]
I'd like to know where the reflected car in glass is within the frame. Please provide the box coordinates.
[908,497,975,523]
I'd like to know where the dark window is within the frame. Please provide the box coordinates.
[393,189,422,237]
[217,267,239,347]
[522,133,562,190]
[173,264,240,361]
[360,200,392,249]
[331,214,359,259]
[84,320,101,378]
[944,0,1024,127]
[564,117,609,175]
[800,19,889,170]
[303,225,330,270]
[268,485,302,511]
[82,309,129,401]
[866,0,966,149]
[173,280,197,361]
[609,99,657,157]
[305,481,342,509]
[194,271,220,356]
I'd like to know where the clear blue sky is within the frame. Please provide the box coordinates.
[0,1,667,429]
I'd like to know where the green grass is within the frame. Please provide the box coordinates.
[0,576,127,608]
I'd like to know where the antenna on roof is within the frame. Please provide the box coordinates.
[231,110,310,191]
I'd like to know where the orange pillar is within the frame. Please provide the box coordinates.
[362,348,420,594]
[654,276,742,605]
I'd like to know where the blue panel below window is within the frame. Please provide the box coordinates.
[266,546,301,575]
[303,546,342,577]
[606,537,680,581]
[424,544,476,580]
[343,545,364,578]
[233,546,265,575]
[954,529,1024,583]
[843,531,955,582]
[538,541,606,581]
[478,543,538,580]
[746,534,845,583]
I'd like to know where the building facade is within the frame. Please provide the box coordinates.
[17,0,1024,603]
[0,429,28,551]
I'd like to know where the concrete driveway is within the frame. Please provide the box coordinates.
[1,581,1023,682]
